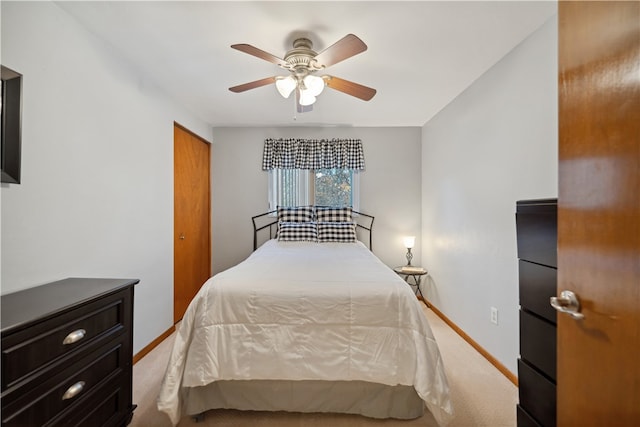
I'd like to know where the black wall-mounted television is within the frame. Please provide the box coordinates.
[1,65,23,184]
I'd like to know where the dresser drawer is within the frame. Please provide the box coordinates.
[518,358,556,427]
[517,404,542,427]
[1,340,125,426]
[1,289,128,391]
[516,200,557,268]
[50,373,131,427]
[519,261,557,324]
[519,310,556,381]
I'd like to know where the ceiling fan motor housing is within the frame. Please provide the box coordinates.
[283,38,323,75]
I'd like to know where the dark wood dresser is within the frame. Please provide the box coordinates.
[515,199,557,427]
[1,278,138,427]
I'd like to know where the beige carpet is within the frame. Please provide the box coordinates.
[131,305,517,427]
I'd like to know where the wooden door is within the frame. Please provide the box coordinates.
[174,123,211,323]
[557,1,640,425]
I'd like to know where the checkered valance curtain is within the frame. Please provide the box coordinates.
[262,138,365,170]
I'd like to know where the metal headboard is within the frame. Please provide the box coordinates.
[252,210,375,251]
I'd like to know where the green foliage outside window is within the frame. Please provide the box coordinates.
[315,169,352,207]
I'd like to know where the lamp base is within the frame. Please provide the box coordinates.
[405,248,413,266]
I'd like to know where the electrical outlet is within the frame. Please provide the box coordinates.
[490,307,499,325]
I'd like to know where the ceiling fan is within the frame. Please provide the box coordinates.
[229,34,376,112]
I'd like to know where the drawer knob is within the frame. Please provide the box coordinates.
[62,381,85,400]
[62,329,86,345]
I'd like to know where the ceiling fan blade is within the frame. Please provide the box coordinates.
[229,77,277,93]
[324,76,376,101]
[231,44,288,68]
[314,34,368,68]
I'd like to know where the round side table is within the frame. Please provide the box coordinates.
[393,266,429,306]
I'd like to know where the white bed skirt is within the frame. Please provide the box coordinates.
[184,380,425,420]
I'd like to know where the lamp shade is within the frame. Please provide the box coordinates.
[275,76,296,98]
[303,75,325,97]
[403,236,416,249]
[298,90,317,106]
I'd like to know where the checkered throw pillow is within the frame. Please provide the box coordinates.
[316,207,352,223]
[317,222,357,243]
[277,222,318,242]
[277,206,315,223]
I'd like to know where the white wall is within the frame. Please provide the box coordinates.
[421,17,558,375]
[210,127,422,275]
[0,2,211,354]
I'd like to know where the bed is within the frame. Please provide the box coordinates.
[157,207,453,426]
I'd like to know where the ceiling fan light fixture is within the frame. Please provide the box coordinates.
[303,75,325,97]
[298,89,317,106]
[275,76,296,98]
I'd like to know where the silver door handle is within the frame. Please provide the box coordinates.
[550,290,585,320]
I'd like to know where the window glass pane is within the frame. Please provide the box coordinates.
[269,168,358,210]
[314,169,353,207]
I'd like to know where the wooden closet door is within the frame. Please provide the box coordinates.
[174,123,211,323]
[557,1,640,425]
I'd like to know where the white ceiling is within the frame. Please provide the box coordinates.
[56,1,556,128]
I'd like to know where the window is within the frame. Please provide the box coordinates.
[269,168,359,210]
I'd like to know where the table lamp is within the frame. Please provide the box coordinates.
[403,236,415,266]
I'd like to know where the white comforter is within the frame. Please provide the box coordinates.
[157,240,453,425]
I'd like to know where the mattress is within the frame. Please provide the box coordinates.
[157,240,453,425]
